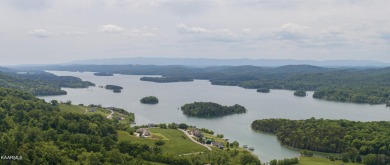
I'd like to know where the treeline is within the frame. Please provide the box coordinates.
[181,102,246,117]
[0,70,94,96]
[251,118,390,163]
[269,157,299,165]
[140,77,194,83]
[33,64,390,104]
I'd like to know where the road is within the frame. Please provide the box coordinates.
[107,109,114,119]
[179,129,212,151]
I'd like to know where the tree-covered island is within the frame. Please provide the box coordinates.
[294,90,307,97]
[140,77,193,83]
[105,85,123,93]
[257,88,270,93]
[181,102,246,117]
[94,72,114,76]
[140,96,159,104]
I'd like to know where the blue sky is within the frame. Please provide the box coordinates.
[0,0,390,65]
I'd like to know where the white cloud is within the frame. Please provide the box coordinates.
[176,23,210,33]
[280,23,311,33]
[98,24,125,33]
[126,27,157,38]
[28,29,52,38]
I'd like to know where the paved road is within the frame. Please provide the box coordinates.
[179,129,212,151]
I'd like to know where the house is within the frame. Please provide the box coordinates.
[212,141,225,149]
[192,129,203,138]
[136,128,151,137]
[89,108,96,112]
[148,123,155,127]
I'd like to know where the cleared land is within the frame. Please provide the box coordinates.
[118,128,208,155]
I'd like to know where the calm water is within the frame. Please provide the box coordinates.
[40,71,390,162]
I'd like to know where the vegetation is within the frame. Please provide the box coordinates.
[105,85,123,90]
[294,90,307,97]
[257,88,270,93]
[37,64,390,104]
[298,156,362,165]
[252,118,390,164]
[0,70,94,96]
[181,102,246,117]
[0,87,261,164]
[140,77,193,83]
[269,157,299,165]
[94,72,114,76]
[105,85,123,93]
[140,96,159,104]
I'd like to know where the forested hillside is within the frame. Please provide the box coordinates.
[0,70,94,96]
[0,88,261,164]
[28,64,390,104]
[252,118,390,164]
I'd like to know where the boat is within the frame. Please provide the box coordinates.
[249,147,254,151]
[243,145,248,148]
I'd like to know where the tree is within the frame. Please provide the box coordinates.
[178,123,188,129]
[51,100,59,106]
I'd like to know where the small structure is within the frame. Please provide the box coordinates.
[192,129,203,138]
[89,108,96,112]
[136,128,151,137]
[148,123,155,127]
[212,141,225,149]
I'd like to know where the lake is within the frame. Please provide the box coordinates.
[40,71,390,162]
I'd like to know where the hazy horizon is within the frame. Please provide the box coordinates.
[1,0,390,65]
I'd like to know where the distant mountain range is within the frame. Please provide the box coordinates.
[67,57,390,67]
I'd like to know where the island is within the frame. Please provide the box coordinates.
[140,96,159,104]
[94,72,114,76]
[105,84,123,93]
[294,90,307,97]
[140,77,194,83]
[257,88,270,93]
[181,102,246,117]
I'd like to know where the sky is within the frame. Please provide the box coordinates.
[0,0,390,65]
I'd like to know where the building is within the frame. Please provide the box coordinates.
[192,129,203,138]
[136,128,151,137]
[89,108,96,112]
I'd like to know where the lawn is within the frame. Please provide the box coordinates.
[117,128,208,155]
[298,156,363,165]
[59,104,85,114]
[59,104,110,117]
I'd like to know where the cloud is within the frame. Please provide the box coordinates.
[28,29,52,38]
[176,23,239,42]
[126,27,157,38]
[176,23,210,33]
[98,24,125,33]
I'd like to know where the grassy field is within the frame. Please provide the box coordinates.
[298,156,363,165]
[59,104,110,117]
[59,104,85,114]
[117,128,208,155]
